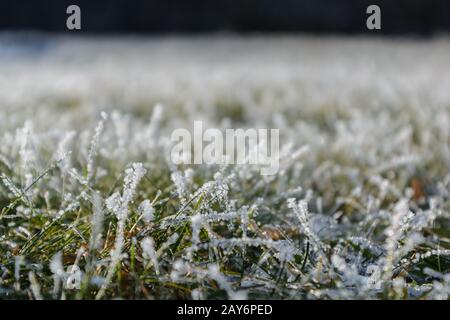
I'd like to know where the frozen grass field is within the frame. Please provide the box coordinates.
[0,35,449,299]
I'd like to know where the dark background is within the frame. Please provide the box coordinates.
[0,0,449,35]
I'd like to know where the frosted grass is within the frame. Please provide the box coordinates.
[0,35,449,299]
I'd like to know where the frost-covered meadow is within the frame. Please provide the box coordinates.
[0,35,449,299]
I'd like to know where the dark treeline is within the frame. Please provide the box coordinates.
[0,0,449,35]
